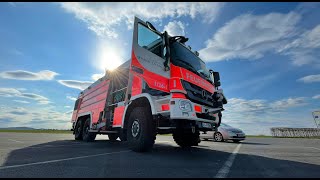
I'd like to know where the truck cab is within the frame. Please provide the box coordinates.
[71,17,227,152]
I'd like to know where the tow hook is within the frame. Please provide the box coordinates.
[192,126,195,133]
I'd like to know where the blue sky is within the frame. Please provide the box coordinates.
[0,2,319,134]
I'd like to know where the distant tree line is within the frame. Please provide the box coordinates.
[270,128,320,138]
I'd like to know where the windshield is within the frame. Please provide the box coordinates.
[220,123,232,127]
[170,42,212,83]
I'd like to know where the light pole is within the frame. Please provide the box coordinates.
[312,111,320,129]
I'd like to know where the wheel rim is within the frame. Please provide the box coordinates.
[215,133,222,141]
[85,126,89,135]
[77,124,81,135]
[131,119,140,138]
[84,123,89,136]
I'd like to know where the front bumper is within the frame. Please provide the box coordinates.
[170,98,221,123]
[228,137,246,140]
[155,97,222,129]
[225,132,246,140]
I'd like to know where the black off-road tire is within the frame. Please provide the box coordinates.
[74,120,83,140]
[82,118,96,142]
[108,134,119,141]
[173,128,200,147]
[127,107,156,152]
[119,130,127,141]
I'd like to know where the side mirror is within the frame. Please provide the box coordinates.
[213,72,221,87]
[146,21,157,32]
[163,31,170,71]
[210,70,221,87]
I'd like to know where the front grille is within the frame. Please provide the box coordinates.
[232,130,242,133]
[181,80,214,107]
[232,136,245,138]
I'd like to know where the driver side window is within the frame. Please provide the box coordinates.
[138,23,163,58]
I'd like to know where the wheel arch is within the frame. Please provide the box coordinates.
[74,112,92,134]
[220,130,229,140]
[122,93,155,130]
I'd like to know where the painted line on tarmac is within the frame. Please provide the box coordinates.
[307,147,320,151]
[8,139,23,143]
[156,140,174,144]
[215,143,242,178]
[0,144,87,151]
[0,150,131,170]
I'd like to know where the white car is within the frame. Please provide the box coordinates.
[200,123,246,143]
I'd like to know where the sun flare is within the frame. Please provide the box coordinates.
[97,44,123,71]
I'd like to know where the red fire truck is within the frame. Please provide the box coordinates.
[71,17,227,152]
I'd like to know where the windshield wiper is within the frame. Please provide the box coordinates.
[175,59,213,83]
[175,59,201,76]
[175,58,213,84]
[198,71,213,84]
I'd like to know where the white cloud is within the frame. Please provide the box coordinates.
[60,2,223,73]
[279,25,320,66]
[7,2,25,7]
[225,97,306,115]
[91,73,105,81]
[199,12,301,62]
[0,88,51,104]
[0,70,59,80]
[271,97,306,109]
[64,106,71,108]
[313,95,320,99]
[60,2,224,39]
[58,80,93,90]
[0,106,72,130]
[223,97,311,135]
[163,21,186,36]
[19,93,51,104]
[8,2,16,7]
[297,74,320,83]
[66,96,77,101]
[13,100,30,104]
[225,98,271,115]
[284,25,320,49]
[8,107,28,115]
[0,88,22,97]
[198,6,320,67]
[17,88,27,91]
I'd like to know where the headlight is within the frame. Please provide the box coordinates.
[179,100,192,112]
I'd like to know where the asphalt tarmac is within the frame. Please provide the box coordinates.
[0,132,319,178]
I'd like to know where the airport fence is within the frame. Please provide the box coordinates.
[270,128,320,138]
